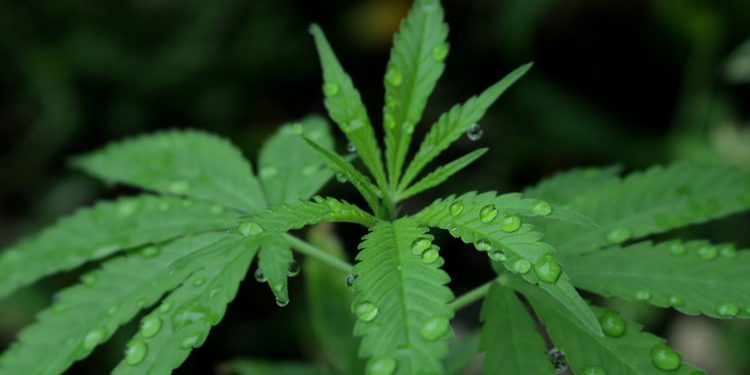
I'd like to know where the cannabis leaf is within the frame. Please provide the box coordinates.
[399,148,488,200]
[240,198,376,234]
[523,165,622,204]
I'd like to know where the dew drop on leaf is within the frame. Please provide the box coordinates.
[474,239,493,252]
[718,302,739,317]
[421,247,440,264]
[336,173,348,183]
[420,316,450,341]
[168,181,190,194]
[139,316,162,338]
[355,302,379,322]
[303,164,319,176]
[548,348,568,373]
[366,357,397,375]
[411,238,432,256]
[532,200,552,216]
[669,242,686,255]
[605,227,631,244]
[466,123,483,141]
[312,195,324,203]
[385,66,403,86]
[719,245,737,258]
[322,82,339,97]
[180,332,206,349]
[582,365,606,375]
[448,225,462,238]
[346,142,357,153]
[384,113,396,129]
[669,295,684,307]
[431,42,449,61]
[479,205,498,223]
[254,268,267,283]
[345,274,358,289]
[287,261,301,277]
[237,222,264,236]
[327,199,343,212]
[259,167,278,180]
[449,201,464,216]
[534,255,562,283]
[512,259,531,274]
[210,205,224,214]
[500,214,522,232]
[107,306,119,316]
[139,246,160,258]
[291,123,304,134]
[650,344,682,370]
[83,327,107,351]
[635,290,652,301]
[275,297,290,307]
[124,340,147,365]
[117,201,139,216]
[192,277,207,287]
[81,273,97,287]
[488,251,506,262]
[598,310,626,337]
[157,302,173,314]
[698,245,718,260]
[403,121,415,134]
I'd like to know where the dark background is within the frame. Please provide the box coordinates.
[1,0,749,374]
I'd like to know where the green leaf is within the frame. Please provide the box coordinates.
[516,280,705,375]
[523,165,622,205]
[0,195,239,299]
[479,283,553,375]
[258,234,294,304]
[112,234,258,374]
[352,218,454,374]
[399,63,532,189]
[0,233,226,375]
[382,0,448,186]
[239,197,377,234]
[566,239,750,319]
[309,24,387,189]
[537,275,603,337]
[443,332,480,375]
[258,116,335,205]
[227,359,333,375]
[305,225,362,373]
[303,137,382,214]
[541,162,750,256]
[72,130,266,212]
[399,148,488,200]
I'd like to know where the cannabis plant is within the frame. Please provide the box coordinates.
[2,1,749,374]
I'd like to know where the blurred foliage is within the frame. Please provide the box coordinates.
[1,0,749,374]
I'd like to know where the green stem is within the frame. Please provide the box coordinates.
[449,279,497,311]
[284,234,353,274]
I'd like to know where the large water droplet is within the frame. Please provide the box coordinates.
[650,344,682,370]
[366,357,397,375]
[411,238,433,256]
[124,340,148,365]
[432,42,449,61]
[582,365,606,375]
[488,251,506,262]
[259,167,278,179]
[718,303,739,317]
[500,215,522,232]
[345,274,358,289]
[636,290,652,301]
[254,268,267,283]
[180,332,206,349]
[237,222,264,236]
[287,261,300,277]
[275,297,290,307]
[139,316,162,338]
[356,302,379,322]
[513,259,531,274]
[479,205,498,223]
[421,247,440,264]
[448,225,462,238]
[168,181,190,194]
[534,255,562,283]
[385,66,403,86]
[322,82,339,97]
[346,142,357,153]
[140,246,160,258]
[669,242,686,255]
[605,227,631,244]
[83,327,107,350]
[474,239,493,252]
[598,310,626,337]
[532,200,552,216]
[466,123,483,141]
[420,316,450,341]
[698,245,717,260]
[449,201,464,216]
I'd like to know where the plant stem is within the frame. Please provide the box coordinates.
[449,279,497,311]
[284,234,353,274]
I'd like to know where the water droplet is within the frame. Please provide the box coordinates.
[432,42,449,61]
[275,297,290,307]
[420,316,450,341]
[698,245,717,260]
[168,181,190,194]
[650,344,682,370]
[346,142,357,153]
[336,173,348,183]
[81,273,97,287]
[448,225,462,238]
[312,195,324,203]
[192,277,206,287]
[488,251,506,262]
[366,357,397,375]
[403,121,415,134]
[718,303,739,317]
[385,66,403,86]
[254,268,267,283]
[290,123,304,134]
[386,95,398,108]
[356,302,379,322]
[327,199,343,212]
[345,274,358,289]
[124,340,147,365]
[548,348,568,373]
[534,255,562,283]
[384,114,396,130]
[83,327,107,350]
[449,201,464,216]
[582,365,606,375]
[669,295,684,306]
[237,222,264,236]
[322,82,339,97]
[479,205,498,223]
[598,310,626,337]
[605,227,631,244]
[107,306,119,316]
[139,316,162,338]
[500,215,522,232]
[474,239,493,252]
[719,245,737,258]
[421,247,440,264]
[287,261,300,277]
[260,167,278,179]
[466,123,483,141]
[118,201,139,216]
[180,332,206,349]
[303,164,319,176]
[411,238,433,256]
[513,259,532,274]
[636,290,652,301]
[157,302,173,314]
[532,200,552,216]
[669,242,686,255]
[140,246,160,258]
